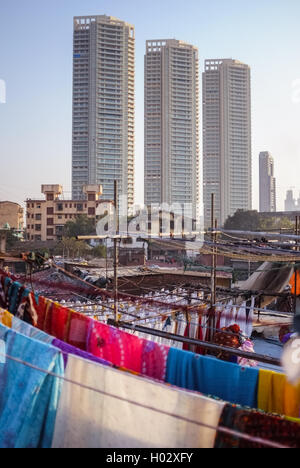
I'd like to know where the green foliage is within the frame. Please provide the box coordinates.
[5,229,19,249]
[90,244,106,258]
[63,215,96,238]
[60,237,90,258]
[224,210,295,231]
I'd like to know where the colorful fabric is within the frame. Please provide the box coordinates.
[11,316,54,344]
[212,324,243,362]
[141,339,169,381]
[44,302,71,342]
[166,348,259,408]
[215,404,300,448]
[15,290,38,327]
[52,338,111,369]
[0,323,64,448]
[52,354,225,448]
[0,276,12,310]
[67,311,90,350]
[0,308,13,328]
[258,369,300,418]
[87,321,144,373]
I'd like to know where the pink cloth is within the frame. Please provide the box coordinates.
[141,340,169,381]
[87,320,170,380]
[87,321,144,373]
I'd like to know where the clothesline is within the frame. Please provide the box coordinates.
[108,320,282,367]
[1,270,300,448]
[0,349,288,449]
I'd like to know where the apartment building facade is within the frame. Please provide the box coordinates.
[72,15,135,210]
[26,185,112,242]
[203,59,252,227]
[259,151,276,212]
[0,202,24,231]
[144,39,200,219]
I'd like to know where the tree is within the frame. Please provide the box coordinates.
[5,229,19,249]
[224,210,295,232]
[91,244,106,258]
[224,210,261,231]
[60,237,90,259]
[63,215,96,238]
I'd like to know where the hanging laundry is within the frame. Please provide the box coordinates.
[87,320,144,374]
[0,308,13,328]
[258,369,300,419]
[12,316,54,344]
[166,348,259,408]
[52,354,225,448]
[52,338,111,369]
[215,404,300,448]
[141,340,169,381]
[212,324,243,363]
[67,311,91,350]
[0,323,64,448]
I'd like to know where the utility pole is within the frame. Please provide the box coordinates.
[208,193,216,342]
[114,180,119,323]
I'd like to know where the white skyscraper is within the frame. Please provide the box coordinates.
[259,152,276,212]
[203,59,252,227]
[144,40,199,218]
[72,16,135,208]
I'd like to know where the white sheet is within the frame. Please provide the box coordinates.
[52,355,225,448]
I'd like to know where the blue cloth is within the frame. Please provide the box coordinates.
[12,316,54,344]
[0,323,64,448]
[7,281,22,315]
[166,348,258,408]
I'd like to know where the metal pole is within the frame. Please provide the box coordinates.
[114,181,119,322]
[108,320,281,367]
[105,237,108,286]
[209,193,215,342]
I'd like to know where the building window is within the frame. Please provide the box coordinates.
[35,225,41,231]
[47,218,54,226]
[47,228,54,236]
[57,203,63,212]
[35,235,41,241]
[46,194,54,201]
[88,207,95,216]
[47,207,54,215]
[76,204,83,212]
[88,194,95,201]
[35,214,42,221]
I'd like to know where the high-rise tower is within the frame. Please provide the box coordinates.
[72,16,135,209]
[203,59,252,226]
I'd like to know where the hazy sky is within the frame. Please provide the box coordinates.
[0,0,300,212]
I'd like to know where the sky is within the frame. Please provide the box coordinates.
[0,0,300,213]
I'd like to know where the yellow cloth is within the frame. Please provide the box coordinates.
[258,369,300,418]
[0,308,13,328]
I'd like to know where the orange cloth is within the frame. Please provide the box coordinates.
[290,271,300,295]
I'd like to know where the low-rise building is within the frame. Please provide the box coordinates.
[26,185,113,242]
[0,201,24,231]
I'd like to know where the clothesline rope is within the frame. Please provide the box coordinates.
[0,349,289,449]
